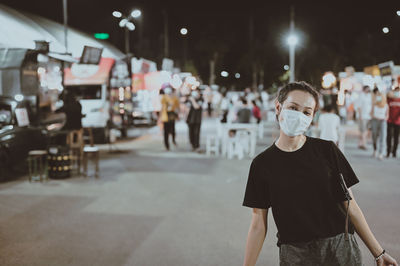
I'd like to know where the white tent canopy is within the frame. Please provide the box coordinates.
[0,4,124,59]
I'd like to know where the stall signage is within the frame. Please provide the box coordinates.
[15,108,29,127]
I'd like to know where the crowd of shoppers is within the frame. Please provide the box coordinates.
[158,86,270,152]
[353,85,400,160]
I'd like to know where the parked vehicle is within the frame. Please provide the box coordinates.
[0,96,47,178]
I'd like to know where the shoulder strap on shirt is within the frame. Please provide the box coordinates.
[329,142,352,240]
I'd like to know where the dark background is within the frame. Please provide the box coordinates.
[1,0,400,89]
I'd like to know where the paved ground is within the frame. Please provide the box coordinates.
[0,119,399,266]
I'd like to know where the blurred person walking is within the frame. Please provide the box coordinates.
[317,105,341,144]
[261,90,269,120]
[186,89,203,151]
[220,92,230,123]
[236,98,252,123]
[355,86,372,150]
[204,86,214,117]
[242,82,398,266]
[386,86,400,158]
[251,100,262,124]
[57,92,83,131]
[371,88,389,160]
[160,88,179,150]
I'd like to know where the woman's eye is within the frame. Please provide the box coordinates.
[304,112,311,116]
[290,106,297,110]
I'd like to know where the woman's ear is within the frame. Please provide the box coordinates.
[275,99,281,114]
[275,100,282,121]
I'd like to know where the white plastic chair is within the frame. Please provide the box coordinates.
[237,130,250,154]
[227,137,244,160]
[206,135,220,156]
[258,121,264,139]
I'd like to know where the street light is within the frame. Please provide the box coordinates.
[287,33,298,82]
[131,9,142,18]
[382,27,389,34]
[284,65,289,71]
[126,22,135,31]
[180,28,188,69]
[397,10,400,16]
[112,9,142,54]
[235,73,240,79]
[287,34,298,46]
[221,71,229,77]
[180,28,188,35]
[112,11,122,18]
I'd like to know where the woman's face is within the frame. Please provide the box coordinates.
[275,90,317,121]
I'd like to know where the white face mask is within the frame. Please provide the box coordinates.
[164,88,172,94]
[394,91,400,98]
[279,109,313,137]
[376,95,382,102]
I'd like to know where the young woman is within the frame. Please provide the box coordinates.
[371,88,389,160]
[242,82,397,266]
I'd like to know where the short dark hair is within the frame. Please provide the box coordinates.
[323,105,333,112]
[241,98,248,105]
[277,81,320,112]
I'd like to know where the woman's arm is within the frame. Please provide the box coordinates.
[344,189,398,265]
[243,208,268,266]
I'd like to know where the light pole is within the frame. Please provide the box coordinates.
[180,28,188,69]
[287,6,297,82]
[62,0,68,53]
[287,34,298,82]
[113,9,141,54]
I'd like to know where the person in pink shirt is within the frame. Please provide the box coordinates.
[386,86,400,158]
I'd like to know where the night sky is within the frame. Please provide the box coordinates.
[1,0,400,89]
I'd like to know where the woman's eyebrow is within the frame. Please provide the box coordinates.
[289,102,313,110]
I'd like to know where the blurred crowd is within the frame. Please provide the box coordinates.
[158,86,270,152]
[157,83,400,160]
[313,85,400,160]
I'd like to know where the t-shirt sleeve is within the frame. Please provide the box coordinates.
[242,159,270,209]
[330,141,359,189]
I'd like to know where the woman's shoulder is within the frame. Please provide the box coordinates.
[307,136,335,150]
[251,144,279,165]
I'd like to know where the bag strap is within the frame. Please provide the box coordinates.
[339,173,351,240]
[331,144,352,240]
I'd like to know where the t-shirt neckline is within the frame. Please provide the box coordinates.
[273,136,309,154]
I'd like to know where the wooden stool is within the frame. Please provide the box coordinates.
[82,146,99,178]
[66,129,84,175]
[27,150,48,182]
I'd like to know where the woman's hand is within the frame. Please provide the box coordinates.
[377,253,398,266]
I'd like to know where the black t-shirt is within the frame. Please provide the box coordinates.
[58,101,83,130]
[242,137,359,246]
[186,97,203,124]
